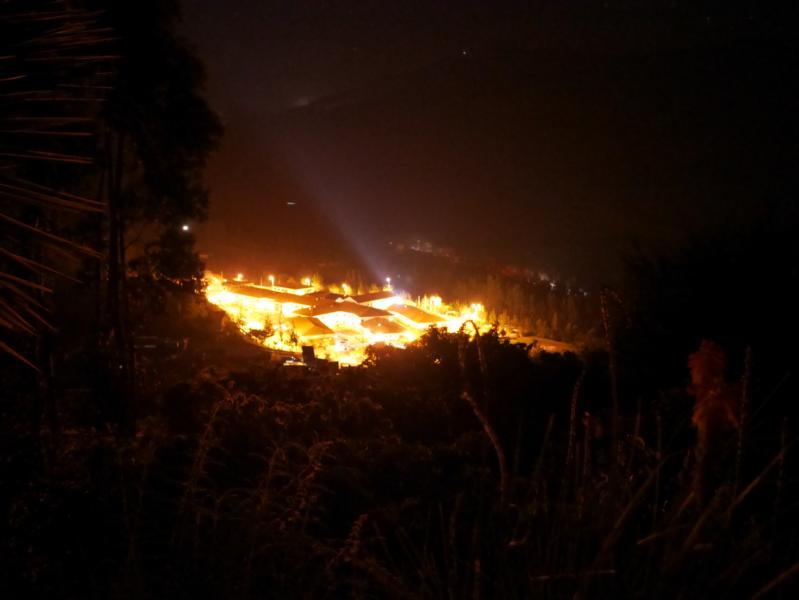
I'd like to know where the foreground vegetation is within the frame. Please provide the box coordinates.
[2,290,797,598]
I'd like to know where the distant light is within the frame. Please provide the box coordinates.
[302,277,312,286]
[235,273,244,282]
[181,224,190,231]
[286,201,296,207]
[268,275,275,287]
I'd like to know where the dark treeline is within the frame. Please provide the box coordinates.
[386,249,601,343]
[451,275,597,343]
[2,2,799,599]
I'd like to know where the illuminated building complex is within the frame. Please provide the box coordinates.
[205,274,485,365]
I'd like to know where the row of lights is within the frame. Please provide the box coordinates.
[233,274,316,287]
[229,274,393,291]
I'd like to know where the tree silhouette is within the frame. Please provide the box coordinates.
[86,0,222,428]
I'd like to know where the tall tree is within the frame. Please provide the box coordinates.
[91,0,221,428]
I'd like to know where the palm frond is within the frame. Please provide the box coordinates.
[0,338,38,370]
[1,1,111,366]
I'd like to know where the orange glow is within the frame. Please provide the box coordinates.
[205,272,492,365]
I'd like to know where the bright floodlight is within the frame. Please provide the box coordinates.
[181,224,190,231]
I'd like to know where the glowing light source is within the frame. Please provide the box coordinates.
[181,224,190,232]
[204,272,496,366]
[244,318,264,331]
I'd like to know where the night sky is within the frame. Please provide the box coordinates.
[180,1,797,283]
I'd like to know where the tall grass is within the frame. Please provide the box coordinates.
[3,328,796,598]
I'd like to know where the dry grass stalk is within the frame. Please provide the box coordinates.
[578,411,593,520]
[772,417,788,543]
[533,413,556,489]
[565,367,587,477]
[327,513,369,572]
[751,559,799,599]
[458,321,509,507]
[734,346,752,494]
[600,288,621,467]
[173,387,229,545]
[288,440,334,531]
[727,439,795,518]
[460,388,509,507]
[242,444,287,596]
[447,494,462,599]
[653,410,663,527]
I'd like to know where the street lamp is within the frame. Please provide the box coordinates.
[385,277,392,290]
[268,274,275,287]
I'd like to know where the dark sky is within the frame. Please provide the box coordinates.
[180,1,797,283]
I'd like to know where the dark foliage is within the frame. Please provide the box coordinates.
[2,301,798,597]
